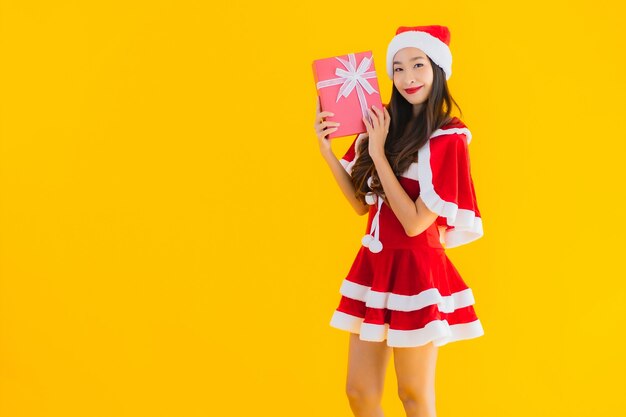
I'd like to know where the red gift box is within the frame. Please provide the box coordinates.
[312,50,383,139]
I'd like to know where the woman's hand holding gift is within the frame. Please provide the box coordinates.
[363,105,390,159]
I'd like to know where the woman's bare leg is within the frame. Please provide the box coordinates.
[393,341,439,417]
[345,332,393,417]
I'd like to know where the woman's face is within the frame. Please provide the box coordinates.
[392,47,434,114]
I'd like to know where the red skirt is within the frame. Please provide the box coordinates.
[329,206,484,348]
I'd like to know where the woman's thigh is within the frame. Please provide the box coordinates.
[346,333,393,393]
[393,341,438,399]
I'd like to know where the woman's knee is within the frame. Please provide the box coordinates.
[345,384,384,407]
[397,385,434,405]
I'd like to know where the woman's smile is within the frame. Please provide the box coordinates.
[404,85,423,94]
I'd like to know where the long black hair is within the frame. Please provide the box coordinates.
[350,55,463,204]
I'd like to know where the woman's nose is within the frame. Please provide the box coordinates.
[402,74,416,85]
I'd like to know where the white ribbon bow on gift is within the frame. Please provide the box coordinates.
[315,53,380,120]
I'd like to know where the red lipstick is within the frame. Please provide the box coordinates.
[405,86,423,94]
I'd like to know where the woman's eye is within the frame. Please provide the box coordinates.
[394,64,422,72]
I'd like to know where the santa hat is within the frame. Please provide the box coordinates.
[386,25,453,81]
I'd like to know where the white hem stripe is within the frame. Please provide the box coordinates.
[330,310,484,347]
[339,279,476,313]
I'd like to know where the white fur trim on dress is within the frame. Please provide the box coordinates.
[329,310,484,347]
[339,278,476,313]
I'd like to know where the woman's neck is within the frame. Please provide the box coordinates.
[412,104,423,117]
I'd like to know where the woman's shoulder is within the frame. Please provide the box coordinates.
[441,116,468,130]
[431,116,472,144]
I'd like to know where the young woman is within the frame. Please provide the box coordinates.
[313,25,485,417]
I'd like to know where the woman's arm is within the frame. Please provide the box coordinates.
[371,152,439,236]
[321,148,369,216]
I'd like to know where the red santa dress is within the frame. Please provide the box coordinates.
[329,116,485,347]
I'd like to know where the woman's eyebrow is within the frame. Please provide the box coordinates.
[393,56,426,65]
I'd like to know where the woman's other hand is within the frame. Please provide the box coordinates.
[363,105,390,159]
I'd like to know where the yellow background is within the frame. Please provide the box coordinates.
[1,1,625,416]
